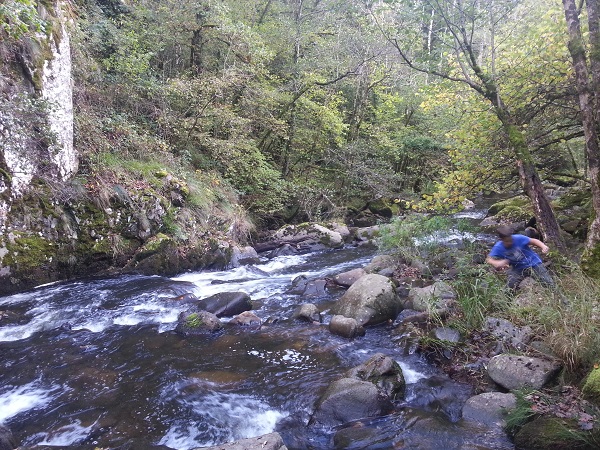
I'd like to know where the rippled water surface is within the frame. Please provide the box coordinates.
[0,245,513,449]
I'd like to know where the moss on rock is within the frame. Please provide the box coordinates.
[514,417,599,450]
[582,367,600,405]
[488,196,533,223]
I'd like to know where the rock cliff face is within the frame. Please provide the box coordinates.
[0,1,240,295]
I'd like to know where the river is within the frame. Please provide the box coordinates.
[0,233,514,449]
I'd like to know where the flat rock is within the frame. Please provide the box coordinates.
[192,432,287,450]
[364,255,396,274]
[334,268,366,288]
[462,392,516,427]
[484,317,532,349]
[433,327,460,343]
[487,354,562,390]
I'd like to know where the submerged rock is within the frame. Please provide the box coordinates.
[193,432,288,450]
[312,378,392,427]
[462,392,516,427]
[329,315,365,339]
[292,303,321,323]
[345,353,405,400]
[0,425,17,450]
[175,310,223,336]
[487,354,561,390]
[330,274,400,326]
[197,292,252,317]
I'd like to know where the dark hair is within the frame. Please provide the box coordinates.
[497,226,512,239]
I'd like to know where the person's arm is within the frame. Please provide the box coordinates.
[486,255,510,269]
[528,238,550,254]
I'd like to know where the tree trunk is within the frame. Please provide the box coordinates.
[563,0,600,269]
[503,122,565,250]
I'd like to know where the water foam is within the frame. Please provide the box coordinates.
[36,419,95,446]
[158,392,286,450]
[0,381,58,423]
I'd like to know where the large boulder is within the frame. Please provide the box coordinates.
[330,274,400,326]
[193,432,287,450]
[353,226,380,242]
[487,354,562,390]
[292,303,321,323]
[407,281,456,314]
[175,310,223,336]
[484,317,533,350]
[273,223,344,250]
[329,315,365,339]
[197,292,252,317]
[312,378,392,427]
[462,392,516,427]
[345,353,405,400]
[230,246,260,267]
[334,268,366,288]
[0,426,17,450]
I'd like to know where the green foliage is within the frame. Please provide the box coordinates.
[0,0,45,39]
[505,390,537,437]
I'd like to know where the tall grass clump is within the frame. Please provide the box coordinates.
[508,263,600,373]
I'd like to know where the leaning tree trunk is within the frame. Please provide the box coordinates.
[563,0,600,274]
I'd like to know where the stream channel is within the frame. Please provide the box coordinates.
[0,210,515,450]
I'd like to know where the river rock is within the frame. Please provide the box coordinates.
[330,274,400,326]
[312,378,392,427]
[197,292,252,317]
[487,354,562,390]
[193,432,287,450]
[268,243,297,258]
[292,303,321,323]
[333,427,378,449]
[345,353,405,400]
[274,223,344,250]
[462,392,516,427]
[407,281,456,314]
[229,311,261,328]
[175,310,223,336]
[484,317,532,349]
[354,226,380,241]
[329,222,351,241]
[329,315,365,338]
[432,327,461,343]
[0,425,17,450]
[364,255,396,274]
[230,245,260,267]
[334,268,366,287]
[303,279,328,297]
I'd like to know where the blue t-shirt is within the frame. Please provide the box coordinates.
[489,234,542,270]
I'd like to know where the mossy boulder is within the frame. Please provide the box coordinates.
[514,417,598,450]
[368,198,400,219]
[582,367,600,405]
[175,310,223,336]
[487,196,533,223]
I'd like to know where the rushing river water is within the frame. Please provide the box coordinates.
[0,239,513,449]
